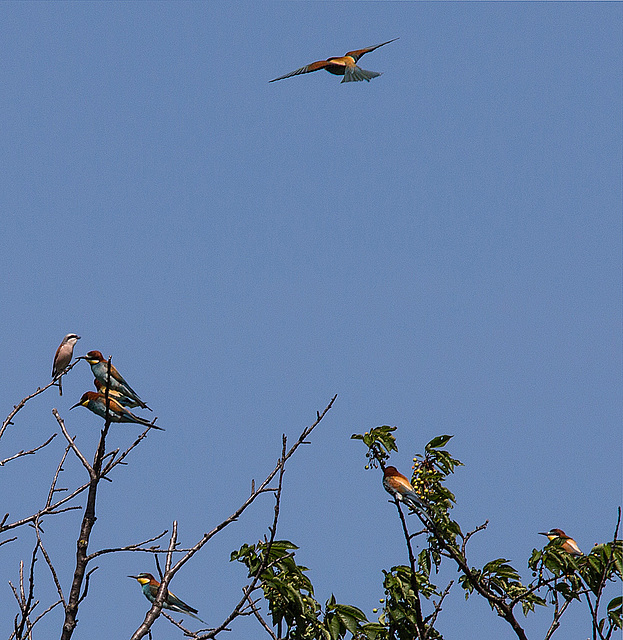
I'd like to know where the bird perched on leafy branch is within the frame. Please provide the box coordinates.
[270,38,399,83]
[539,528,583,556]
[70,392,163,430]
[52,333,80,396]
[80,350,151,410]
[383,465,425,510]
[129,573,206,623]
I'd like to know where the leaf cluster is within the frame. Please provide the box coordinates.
[231,540,372,640]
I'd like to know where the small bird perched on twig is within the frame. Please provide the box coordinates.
[52,334,81,396]
[70,392,163,430]
[129,573,206,624]
[539,528,583,556]
[270,38,399,83]
[383,465,425,511]
[80,350,151,410]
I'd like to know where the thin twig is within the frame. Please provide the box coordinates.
[245,593,278,640]
[53,409,94,476]
[460,521,488,556]
[0,361,81,443]
[424,580,454,634]
[131,397,336,640]
[86,531,169,561]
[199,435,288,640]
[34,517,66,606]
[0,434,57,467]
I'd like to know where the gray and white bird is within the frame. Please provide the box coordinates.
[52,333,81,396]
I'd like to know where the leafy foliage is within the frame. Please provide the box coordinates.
[233,431,621,640]
[232,540,371,639]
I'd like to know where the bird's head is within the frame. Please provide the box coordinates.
[539,528,567,541]
[384,466,399,476]
[62,334,81,345]
[70,391,97,410]
[81,350,105,364]
[129,573,156,586]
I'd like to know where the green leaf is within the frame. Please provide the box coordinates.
[426,435,453,450]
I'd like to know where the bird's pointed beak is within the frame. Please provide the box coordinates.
[128,575,139,579]
[538,532,548,537]
[69,401,81,410]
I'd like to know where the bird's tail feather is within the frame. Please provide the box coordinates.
[342,66,382,83]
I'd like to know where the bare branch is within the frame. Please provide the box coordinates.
[0,434,57,467]
[53,409,94,476]
[245,594,278,640]
[34,517,66,606]
[61,358,114,640]
[460,520,488,556]
[424,580,454,636]
[131,397,336,640]
[0,360,81,442]
[12,539,40,640]
[198,437,288,639]
[86,531,169,561]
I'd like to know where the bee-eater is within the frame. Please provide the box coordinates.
[70,392,163,430]
[383,465,425,510]
[52,334,81,396]
[81,350,151,410]
[270,38,399,83]
[94,379,142,409]
[539,528,583,556]
[129,573,206,624]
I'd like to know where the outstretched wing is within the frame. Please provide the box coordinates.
[269,60,329,82]
[345,37,399,63]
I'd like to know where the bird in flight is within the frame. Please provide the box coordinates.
[270,38,399,83]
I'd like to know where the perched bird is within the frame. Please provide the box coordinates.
[70,392,163,430]
[270,38,399,83]
[94,379,141,409]
[539,529,583,556]
[81,350,151,410]
[129,573,206,624]
[383,465,425,511]
[52,334,81,396]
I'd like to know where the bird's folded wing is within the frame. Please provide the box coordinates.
[269,60,328,82]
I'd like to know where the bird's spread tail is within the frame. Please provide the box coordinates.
[342,66,382,83]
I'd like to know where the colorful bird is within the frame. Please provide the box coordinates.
[383,465,425,511]
[52,333,81,396]
[129,573,206,624]
[539,529,583,556]
[94,379,142,409]
[70,392,163,430]
[81,350,151,410]
[270,38,399,83]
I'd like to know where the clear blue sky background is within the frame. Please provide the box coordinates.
[0,2,620,639]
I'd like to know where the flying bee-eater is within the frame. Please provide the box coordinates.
[539,528,583,556]
[129,573,206,623]
[94,378,142,408]
[70,392,163,430]
[270,38,399,83]
[52,334,80,396]
[383,465,425,511]
[80,350,151,410]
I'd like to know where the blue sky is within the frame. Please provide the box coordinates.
[0,2,621,639]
